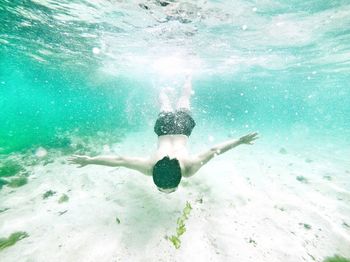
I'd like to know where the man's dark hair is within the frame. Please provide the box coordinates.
[152,156,182,189]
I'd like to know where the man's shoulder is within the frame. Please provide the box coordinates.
[143,158,156,176]
[181,157,199,177]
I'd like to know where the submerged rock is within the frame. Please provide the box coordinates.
[7,176,28,188]
[43,190,56,199]
[43,159,54,166]
[196,198,203,204]
[0,231,29,251]
[248,238,257,246]
[157,0,171,7]
[296,176,308,184]
[139,3,149,10]
[46,136,72,152]
[58,194,69,203]
[323,175,332,181]
[58,210,68,216]
[279,148,287,154]
[0,178,9,189]
[303,223,312,230]
[0,160,24,178]
[274,205,286,211]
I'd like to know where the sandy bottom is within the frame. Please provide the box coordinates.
[0,129,350,262]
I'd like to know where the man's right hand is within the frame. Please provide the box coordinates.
[68,155,91,168]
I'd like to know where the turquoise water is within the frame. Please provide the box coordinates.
[1,2,350,261]
[1,0,350,154]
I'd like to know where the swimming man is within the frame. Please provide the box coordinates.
[68,76,258,193]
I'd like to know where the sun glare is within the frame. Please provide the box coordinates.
[152,55,198,77]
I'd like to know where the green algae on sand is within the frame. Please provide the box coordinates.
[169,201,192,249]
[43,190,56,199]
[169,235,181,249]
[0,231,29,251]
[0,178,9,189]
[7,176,28,188]
[58,194,69,203]
[323,255,350,262]
[303,223,311,230]
[0,161,24,178]
[296,176,308,184]
[279,148,287,154]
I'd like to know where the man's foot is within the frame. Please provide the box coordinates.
[164,86,175,94]
[159,86,175,112]
[182,75,193,96]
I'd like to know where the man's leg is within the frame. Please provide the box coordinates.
[159,87,174,112]
[176,75,193,111]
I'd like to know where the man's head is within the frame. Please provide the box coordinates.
[152,156,182,193]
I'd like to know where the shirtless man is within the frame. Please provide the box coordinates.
[68,76,258,193]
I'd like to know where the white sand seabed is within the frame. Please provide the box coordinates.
[0,129,350,262]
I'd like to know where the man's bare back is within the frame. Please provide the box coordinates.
[69,76,259,193]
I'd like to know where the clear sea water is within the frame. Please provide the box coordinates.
[1,1,350,261]
[1,0,349,155]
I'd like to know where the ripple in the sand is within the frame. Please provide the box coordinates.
[342,222,349,228]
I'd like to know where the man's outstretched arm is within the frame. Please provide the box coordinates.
[68,155,152,176]
[185,132,259,177]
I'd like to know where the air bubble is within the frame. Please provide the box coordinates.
[92,47,100,54]
[35,147,47,158]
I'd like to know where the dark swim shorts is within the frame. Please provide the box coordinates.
[154,109,196,137]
